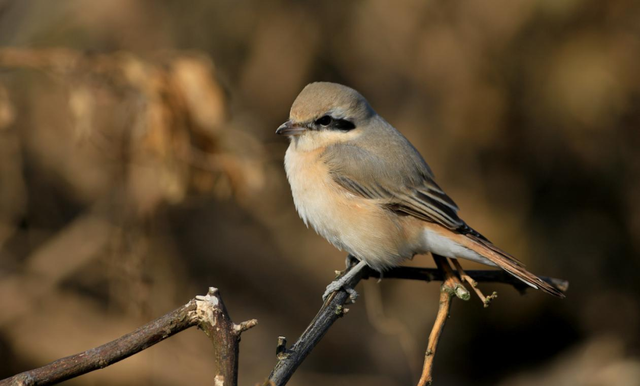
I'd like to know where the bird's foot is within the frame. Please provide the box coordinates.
[322,259,367,303]
[322,276,359,303]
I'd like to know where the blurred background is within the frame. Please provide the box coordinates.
[1,0,639,385]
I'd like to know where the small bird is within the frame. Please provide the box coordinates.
[277,82,564,299]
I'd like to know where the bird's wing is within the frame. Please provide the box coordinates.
[322,141,527,266]
[322,142,467,231]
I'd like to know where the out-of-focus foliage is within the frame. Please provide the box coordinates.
[0,1,639,385]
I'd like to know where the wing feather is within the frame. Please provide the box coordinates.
[323,140,525,267]
[325,142,466,231]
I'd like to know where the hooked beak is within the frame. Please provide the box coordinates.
[276,120,307,136]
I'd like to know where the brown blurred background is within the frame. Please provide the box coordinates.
[1,0,639,385]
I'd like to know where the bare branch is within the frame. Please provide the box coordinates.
[0,301,197,386]
[268,262,367,386]
[451,259,498,307]
[0,287,256,386]
[267,258,567,386]
[195,288,258,386]
[363,265,569,294]
[417,256,458,386]
[0,261,566,386]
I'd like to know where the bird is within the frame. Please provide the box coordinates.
[276,81,564,300]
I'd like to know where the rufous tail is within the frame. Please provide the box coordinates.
[449,230,565,298]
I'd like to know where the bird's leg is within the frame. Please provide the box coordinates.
[344,253,383,283]
[449,258,497,307]
[344,254,359,270]
[323,259,368,303]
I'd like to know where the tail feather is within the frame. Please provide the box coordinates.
[451,232,565,298]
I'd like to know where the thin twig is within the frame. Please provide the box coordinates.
[417,282,454,386]
[0,287,257,386]
[417,255,458,386]
[434,255,470,301]
[451,259,498,307]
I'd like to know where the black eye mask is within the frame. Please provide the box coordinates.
[314,115,356,131]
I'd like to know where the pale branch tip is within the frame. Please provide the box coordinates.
[233,319,259,335]
[276,336,289,360]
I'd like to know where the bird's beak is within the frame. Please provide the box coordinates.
[276,120,307,136]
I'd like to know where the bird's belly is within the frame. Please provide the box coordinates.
[284,147,414,270]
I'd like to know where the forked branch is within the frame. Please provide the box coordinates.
[0,288,257,386]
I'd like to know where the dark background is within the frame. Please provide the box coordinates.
[1,1,639,385]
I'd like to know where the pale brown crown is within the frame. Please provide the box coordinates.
[289,82,374,124]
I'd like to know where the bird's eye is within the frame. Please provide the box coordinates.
[333,119,356,130]
[315,115,333,126]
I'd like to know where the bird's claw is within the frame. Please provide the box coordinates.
[322,259,367,303]
[322,280,359,303]
[345,287,358,302]
[322,280,341,302]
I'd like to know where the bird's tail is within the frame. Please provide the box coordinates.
[447,230,565,298]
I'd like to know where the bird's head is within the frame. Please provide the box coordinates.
[276,82,375,149]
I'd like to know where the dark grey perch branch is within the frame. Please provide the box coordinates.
[0,303,198,386]
[267,260,567,386]
[268,261,368,386]
[364,266,569,293]
[0,287,257,386]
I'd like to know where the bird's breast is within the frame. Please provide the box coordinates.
[284,145,342,237]
[283,145,418,270]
